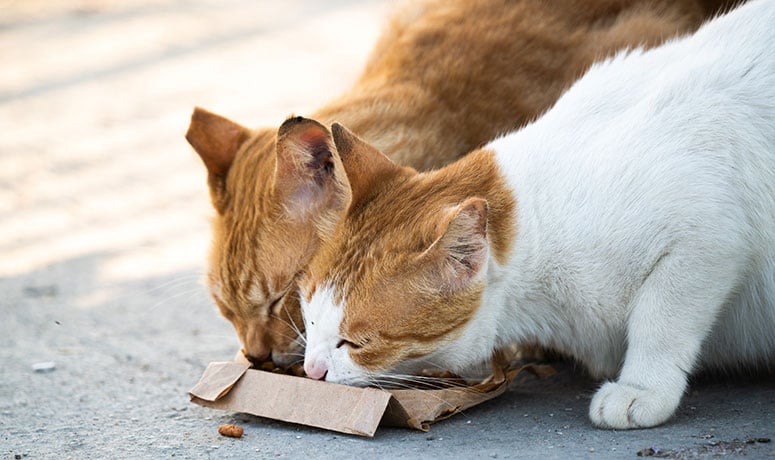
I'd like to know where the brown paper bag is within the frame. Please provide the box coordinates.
[189,350,554,437]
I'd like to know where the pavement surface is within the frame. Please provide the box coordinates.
[1,1,773,458]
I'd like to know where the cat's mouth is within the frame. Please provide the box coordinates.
[242,349,306,377]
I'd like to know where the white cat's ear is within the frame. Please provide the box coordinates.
[423,197,489,292]
[185,107,251,214]
[274,116,352,221]
[331,123,410,206]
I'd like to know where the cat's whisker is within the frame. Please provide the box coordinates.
[277,355,306,367]
[287,357,305,367]
[349,375,379,389]
[285,321,307,346]
[365,377,472,410]
[120,274,204,306]
[280,352,306,358]
[269,313,307,346]
[140,274,204,296]
[367,373,474,392]
[265,326,306,348]
[369,381,387,391]
[365,378,408,392]
[143,286,204,315]
[267,328,298,342]
[405,357,495,382]
[282,305,307,345]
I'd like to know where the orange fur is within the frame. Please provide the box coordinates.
[186,0,734,366]
[302,128,512,371]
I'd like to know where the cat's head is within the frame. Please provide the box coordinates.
[300,123,512,384]
[186,108,352,366]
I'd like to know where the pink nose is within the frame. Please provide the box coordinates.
[304,359,328,380]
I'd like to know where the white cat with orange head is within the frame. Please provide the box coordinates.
[299,0,775,429]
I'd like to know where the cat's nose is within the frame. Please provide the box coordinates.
[246,353,271,367]
[243,347,271,367]
[304,359,328,380]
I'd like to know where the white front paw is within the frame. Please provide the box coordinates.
[589,381,680,429]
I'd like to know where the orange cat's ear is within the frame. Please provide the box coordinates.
[421,197,489,292]
[275,116,351,221]
[331,123,405,205]
[185,107,251,214]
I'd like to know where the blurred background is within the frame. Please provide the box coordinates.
[1,0,389,284]
[0,0,391,456]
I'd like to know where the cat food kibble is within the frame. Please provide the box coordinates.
[251,358,306,377]
[288,363,305,377]
[218,424,244,438]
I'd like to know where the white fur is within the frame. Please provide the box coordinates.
[479,0,775,428]
[301,285,366,382]
[304,0,775,429]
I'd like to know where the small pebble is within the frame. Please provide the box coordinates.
[32,362,56,373]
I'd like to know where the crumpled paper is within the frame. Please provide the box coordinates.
[189,349,554,437]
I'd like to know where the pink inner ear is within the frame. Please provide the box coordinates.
[430,198,489,291]
[300,128,328,147]
[299,131,334,184]
[274,119,351,221]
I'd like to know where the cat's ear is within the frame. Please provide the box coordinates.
[274,116,351,220]
[185,107,251,214]
[331,123,406,206]
[422,197,489,292]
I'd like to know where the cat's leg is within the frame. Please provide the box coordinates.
[589,249,743,429]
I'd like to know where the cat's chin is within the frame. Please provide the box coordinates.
[323,368,372,387]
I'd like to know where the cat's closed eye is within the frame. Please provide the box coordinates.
[267,295,284,313]
[247,298,278,317]
[336,338,362,349]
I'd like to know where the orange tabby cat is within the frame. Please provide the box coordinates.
[186,0,735,367]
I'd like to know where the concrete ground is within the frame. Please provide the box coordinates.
[1,1,773,458]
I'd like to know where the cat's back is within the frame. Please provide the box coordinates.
[625,0,775,221]
[632,0,775,134]
[503,0,775,218]
[550,0,775,135]
[493,0,775,316]
[603,0,775,233]
[350,0,726,166]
